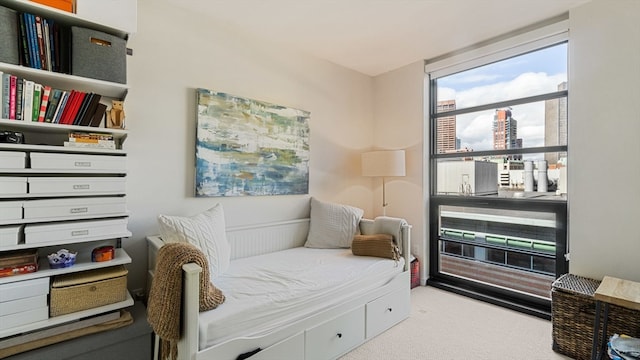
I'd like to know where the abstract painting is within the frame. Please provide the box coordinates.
[195,88,310,197]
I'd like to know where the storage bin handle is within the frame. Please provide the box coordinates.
[90,37,112,47]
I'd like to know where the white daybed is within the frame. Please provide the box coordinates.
[147,215,411,360]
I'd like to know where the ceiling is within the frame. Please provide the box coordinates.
[167,0,590,76]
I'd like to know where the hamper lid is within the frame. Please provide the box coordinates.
[552,273,601,296]
[52,265,127,288]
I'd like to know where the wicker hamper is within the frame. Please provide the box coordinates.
[50,265,128,317]
[551,274,640,360]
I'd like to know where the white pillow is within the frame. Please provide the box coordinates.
[157,203,230,278]
[304,197,364,248]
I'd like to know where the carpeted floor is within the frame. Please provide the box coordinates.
[340,286,573,360]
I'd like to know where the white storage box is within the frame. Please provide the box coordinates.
[27,177,126,195]
[0,277,49,303]
[0,177,27,195]
[0,294,47,316]
[0,225,23,247]
[30,153,127,172]
[0,201,22,222]
[0,151,26,169]
[0,307,48,331]
[23,197,127,220]
[24,218,129,244]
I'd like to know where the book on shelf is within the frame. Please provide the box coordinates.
[17,13,30,68]
[15,77,23,120]
[34,15,47,70]
[32,83,42,121]
[9,75,17,120]
[43,88,62,123]
[56,89,74,124]
[73,92,93,125]
[64,90,85,125]
[89,103,108,127]
[66,132,116,149]
[78,94,102,126]
[37,85,52,122]
[15,10,71,73]
[52,90,69,124]
[0,72,7,119]
[69,132,115,141]
[22,80,35,122]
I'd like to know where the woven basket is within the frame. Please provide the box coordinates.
[50,265,128,317]
[551,274,640,360]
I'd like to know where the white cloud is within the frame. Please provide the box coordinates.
[442,72,566,150]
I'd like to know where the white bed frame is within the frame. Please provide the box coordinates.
[147,218,411,360]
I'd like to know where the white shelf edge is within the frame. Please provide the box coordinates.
[0,118,128,137]
[0,212,130,227]
[0,63,129,99]
[0,248,132,285]
[0,230,132,252]
[0,192,127,199]
[4,0,132,38]
[0,168,128,174]
[0,291,134,339]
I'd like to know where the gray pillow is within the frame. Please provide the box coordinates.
[304,197,364,248]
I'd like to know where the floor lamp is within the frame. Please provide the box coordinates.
[361,150,406,216]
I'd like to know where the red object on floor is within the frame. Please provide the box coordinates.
[410,258,419,288]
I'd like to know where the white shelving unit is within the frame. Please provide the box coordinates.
[0,0,134,341]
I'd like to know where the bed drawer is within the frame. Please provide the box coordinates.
[250,332,304,360]
[305,306,365,360]
[365,287,410,339]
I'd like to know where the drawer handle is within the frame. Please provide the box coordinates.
[387,307,393,312]
[337,333,342,339]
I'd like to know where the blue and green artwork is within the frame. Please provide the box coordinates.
[195,88,310,197]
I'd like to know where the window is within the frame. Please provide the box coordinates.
[426,26,568,317]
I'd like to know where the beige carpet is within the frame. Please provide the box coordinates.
[340,286,573,360]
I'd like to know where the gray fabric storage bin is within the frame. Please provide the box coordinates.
[0,6,19,65]
[71,26,126,84]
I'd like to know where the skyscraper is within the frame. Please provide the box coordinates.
[493,108,522,160]
[544,82,568,166]
[437,100,457,154]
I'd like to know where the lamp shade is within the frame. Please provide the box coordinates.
[361,150,406,177]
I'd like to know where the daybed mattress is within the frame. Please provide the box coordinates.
[199,247,405,350]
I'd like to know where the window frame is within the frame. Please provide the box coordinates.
[425,20,570,317]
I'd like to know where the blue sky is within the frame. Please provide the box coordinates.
[435,42,567,151]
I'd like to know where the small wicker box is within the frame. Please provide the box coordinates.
[50,265,128,317]
[552,274,640,360]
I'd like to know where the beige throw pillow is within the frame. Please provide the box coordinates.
[157,203,230,278]
[304,197,364,248]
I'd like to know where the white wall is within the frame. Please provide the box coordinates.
[568,0,640,282]
[124,0,376,291]
[372,62,427,281]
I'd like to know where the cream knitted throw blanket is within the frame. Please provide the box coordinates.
[147,242,225,360]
